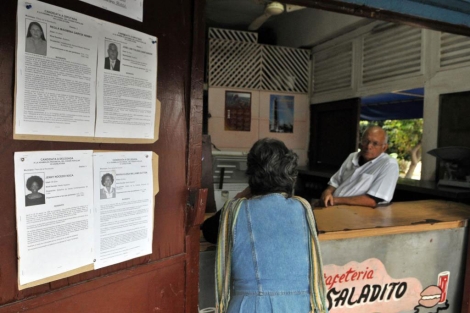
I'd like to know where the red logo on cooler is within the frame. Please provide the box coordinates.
[437,271,450,303]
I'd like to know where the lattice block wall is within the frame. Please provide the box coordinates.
[209,39,262,90]
[208,36,310,94]
[261,45,310,93]
[208,28,258,43]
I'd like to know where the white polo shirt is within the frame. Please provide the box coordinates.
[328,152,399,203]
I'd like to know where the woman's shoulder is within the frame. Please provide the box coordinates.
[222,195,311,212]
[286,195,310,207]
[26,193,44,199]
[249,193,309,205]
[220,198,246,215]
[223,198,246,208]
[25,37,34,46]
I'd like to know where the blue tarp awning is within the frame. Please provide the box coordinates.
[360,88,424,121]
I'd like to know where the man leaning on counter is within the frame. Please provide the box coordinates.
[317,126,399,208]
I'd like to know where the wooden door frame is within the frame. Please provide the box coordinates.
[0,0,205,311]
[185,0,207,312]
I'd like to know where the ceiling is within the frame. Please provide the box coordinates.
[205,0,267,30]
[205,0,277,31]
[205,0,369,47]
[205,0,320,39]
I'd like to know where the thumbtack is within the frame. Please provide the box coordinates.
[26,4,32,9]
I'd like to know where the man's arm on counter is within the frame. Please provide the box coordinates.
[318,186,383,208]
[320,185,336,207]
[330,194,378,208]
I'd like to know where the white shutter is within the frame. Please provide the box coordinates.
[440,32,470,69]
[362,23,422,85]
[312,42,353,93]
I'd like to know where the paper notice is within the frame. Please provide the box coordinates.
[93,152,153,269]
[95,21,157,139]
[14,150,94,285]
[16,0,98,137]
[80,0,144,22]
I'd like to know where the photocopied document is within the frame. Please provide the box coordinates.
[95,21,157,139]
[14,150,156,287]
[14,150,94,286]
[15,0,158,140]
[16,0,98,137]
[93,152,154,269]
[80,0,144,22]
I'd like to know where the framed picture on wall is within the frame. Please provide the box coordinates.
[269,95,294,133]
[225,91,251,131]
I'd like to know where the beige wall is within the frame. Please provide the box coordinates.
[208,87,310,166]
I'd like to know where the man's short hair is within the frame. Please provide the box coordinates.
[362,126,388,144]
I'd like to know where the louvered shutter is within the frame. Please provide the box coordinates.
[312,42,353,94]
[440,32,470,69]
[362,23,422,85]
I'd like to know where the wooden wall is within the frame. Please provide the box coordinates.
[0,0,204,312]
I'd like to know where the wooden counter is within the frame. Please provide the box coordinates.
[200,200,470,312]
[316,201,470,313]
[201,200,470,245]
[315,200,470,241]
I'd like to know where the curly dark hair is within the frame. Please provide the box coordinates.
[246,138,298,196]
[101,173,114,186]
[26,175,44,191]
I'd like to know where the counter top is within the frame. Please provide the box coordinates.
[316,200,470,241]
[201,200,470,249]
